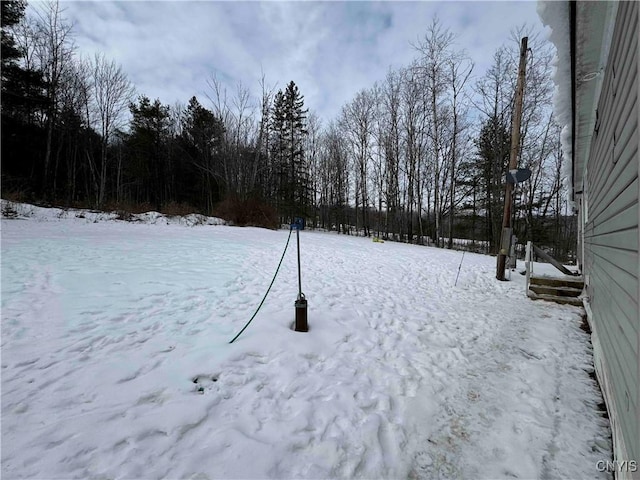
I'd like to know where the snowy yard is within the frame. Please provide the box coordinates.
[1,203,611,479]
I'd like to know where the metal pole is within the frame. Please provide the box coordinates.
[296,228,302,298]
[294,223,308,332]
[497,36,528,281]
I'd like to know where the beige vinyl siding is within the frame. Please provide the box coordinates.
[583,0,639,462]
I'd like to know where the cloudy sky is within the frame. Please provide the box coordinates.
[56,1,547,122]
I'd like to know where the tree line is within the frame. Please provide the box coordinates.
[1,0,576,260]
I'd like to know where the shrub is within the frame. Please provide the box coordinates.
[161,201,196,217]
[2,201,18,218]
[214,196,279,229]
[103,201,155,215]
[115,210,133,221]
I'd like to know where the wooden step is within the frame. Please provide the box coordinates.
[529,284,583,297]
[529,275,584,289]
[527,290,583,306]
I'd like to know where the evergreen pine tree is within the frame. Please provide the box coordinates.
[125,96,172,208]
[270,90,287,212]
[179,96,225,212]
[270,81,309,221]
[1,0,48,195]
[474,115,511,251]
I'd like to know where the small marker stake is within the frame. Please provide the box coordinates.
[295,295,308,332]
[455,251,465,287]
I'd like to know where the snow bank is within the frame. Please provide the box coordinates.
[0,199,226,226]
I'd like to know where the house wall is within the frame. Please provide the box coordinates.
[582,0,639,471]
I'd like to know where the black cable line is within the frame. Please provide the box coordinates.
[229,227,293,344]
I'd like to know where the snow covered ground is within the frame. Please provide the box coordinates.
[1,202,611,479]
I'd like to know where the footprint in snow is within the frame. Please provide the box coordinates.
[192,374,219,394]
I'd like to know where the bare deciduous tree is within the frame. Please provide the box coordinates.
[90,53,134,206]
[30,0,74,195]
[447,55,474,248]
[412,18,457,247]
[340,88,376,236]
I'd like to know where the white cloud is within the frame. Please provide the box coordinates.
[53,0,544,121]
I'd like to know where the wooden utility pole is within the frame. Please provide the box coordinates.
[497,36,528,281]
